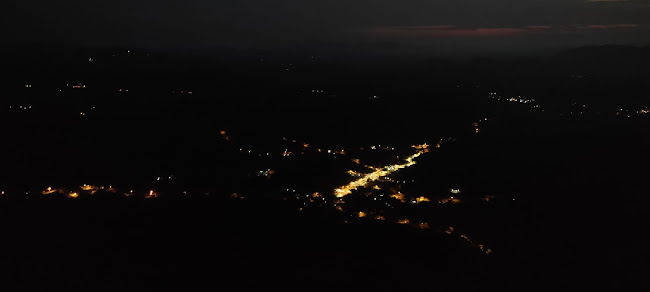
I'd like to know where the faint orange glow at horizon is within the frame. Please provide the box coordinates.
[368,26,528,38]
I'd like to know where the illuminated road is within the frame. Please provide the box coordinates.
[334,144,429,198]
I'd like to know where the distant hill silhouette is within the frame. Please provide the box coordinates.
[554,45,650,70]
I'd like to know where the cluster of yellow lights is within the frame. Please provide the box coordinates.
[411,143,429,150]
[388,193,431,203]
[479,244,493,255]
[80,184,98,194]
[145,190,158,199]
[347,170,360,176]
[334,147,427,198]
[415,196,430,203]
[42,187,57,195]
[459,233,493,255]
[219,130,231,141]
[411,143,430,153]
[43,185,112,196]
[439,196,461,204]
[390,192,407,203]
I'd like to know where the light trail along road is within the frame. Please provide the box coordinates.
[334,143,430,198]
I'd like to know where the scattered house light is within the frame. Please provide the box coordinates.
[145,190,158,199]
[396,219,410,224]
[415,196,430,203]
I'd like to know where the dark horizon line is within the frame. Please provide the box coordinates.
[2,39,650,61]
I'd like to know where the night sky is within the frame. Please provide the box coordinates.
[4,0,650,55]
